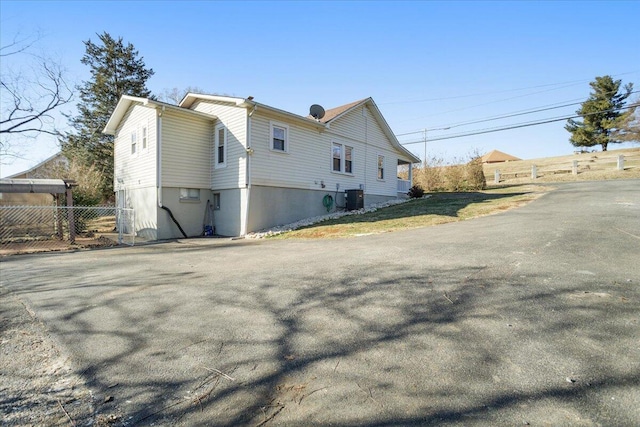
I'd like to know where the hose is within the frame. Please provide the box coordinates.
[322,194,334,212]
[160,205,188,238]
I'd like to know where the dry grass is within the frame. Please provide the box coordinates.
[276,185,549,239]
[483,147,640,185]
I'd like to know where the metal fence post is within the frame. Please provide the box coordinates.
[66,188,75,243]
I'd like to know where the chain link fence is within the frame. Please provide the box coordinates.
[0,206,135,256]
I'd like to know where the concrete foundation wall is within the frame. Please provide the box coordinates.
[211,188,243,237]
[248,186,333,232]
[121,186,158,240]
[247,186,395,232]
[158,187,212,240]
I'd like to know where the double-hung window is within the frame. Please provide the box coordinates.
[141,126,147,150]
[215,124,227,168]
[131,131,137,155]
[377,155,385,180]
[270,122,288,152]
[332,142,354,174]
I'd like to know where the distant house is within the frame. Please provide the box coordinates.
[104,94,420,240]
[0,152,68,206]
[481,150,521,164]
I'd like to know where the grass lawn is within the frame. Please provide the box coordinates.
[274,184,551,239]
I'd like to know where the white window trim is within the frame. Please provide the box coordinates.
[269,121,289,153]
[130,130,137,156]
[377,154,385,181]
[141,125,148,151]
[215,123,227,169]
[331,142,354,175]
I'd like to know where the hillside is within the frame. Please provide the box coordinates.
[483,147,640,185]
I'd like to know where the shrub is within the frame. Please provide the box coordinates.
[465,156,487,190]
[407,184,425,198]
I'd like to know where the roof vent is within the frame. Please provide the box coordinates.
[309,104,325,121]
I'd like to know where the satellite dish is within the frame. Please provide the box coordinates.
[310,104,326,120]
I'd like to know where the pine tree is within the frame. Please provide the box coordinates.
[62,32,154,201]
[565,76,634,152]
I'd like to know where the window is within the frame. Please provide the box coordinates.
[179,188,200,202]
[131,131,137,155]
[332,142,354,174]
[212,193,221,210]
[345,146,353,174]
[215,124,226,168]
[377,155,385,180]
[270,122,288,152]
[332,143,341,172]
[142,126,147,150]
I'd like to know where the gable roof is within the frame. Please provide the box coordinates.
[309,98,369,123]
[103,96,216,135]
[315,98,421,164]
[5,152,68,179]
[481,150,521,163]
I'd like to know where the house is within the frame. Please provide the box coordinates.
[0,152,69,206]
[103,94,420,240]
[481,150,521,164]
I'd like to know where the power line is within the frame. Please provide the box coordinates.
[381,70,639,105]
[399,103,639,145]
[396,89,639,137]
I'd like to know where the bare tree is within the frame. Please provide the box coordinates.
[158,86,206,105]
[0,33,73,161]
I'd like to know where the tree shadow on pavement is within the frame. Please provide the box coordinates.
[3,251,638,426]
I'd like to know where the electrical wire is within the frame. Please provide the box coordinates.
[398,103,639,145]
[380,70,639,105]
[396,90,639,137]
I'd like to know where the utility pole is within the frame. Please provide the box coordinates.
[423,128,427,166]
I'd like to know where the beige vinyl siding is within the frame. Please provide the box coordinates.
[328,106,404,197]
[113,104,157,190]
[250,111,338,190]
[190,100,247,189]
[161,110,212,188]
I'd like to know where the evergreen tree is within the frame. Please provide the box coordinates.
[62,32,154,200]
[565,75,634,152]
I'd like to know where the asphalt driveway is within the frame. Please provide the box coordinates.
[1,180,639,426]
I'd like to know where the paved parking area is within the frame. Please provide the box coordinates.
[1,180,639,426]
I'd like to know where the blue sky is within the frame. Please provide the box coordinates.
[2,0,639,177]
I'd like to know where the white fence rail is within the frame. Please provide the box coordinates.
[0,206,135,255]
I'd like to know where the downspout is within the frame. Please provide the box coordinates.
[157,106,164,207]
[364,107,368,192]
[243,104,257,236]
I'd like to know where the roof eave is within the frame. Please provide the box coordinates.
[104,96,217,135]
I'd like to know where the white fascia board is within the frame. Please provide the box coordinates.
[179,93,246,109]
[366,99,421,164]
[103,96,217,135]
[103,96,147,135]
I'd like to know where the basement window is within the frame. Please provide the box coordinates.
[179,188,200,202]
